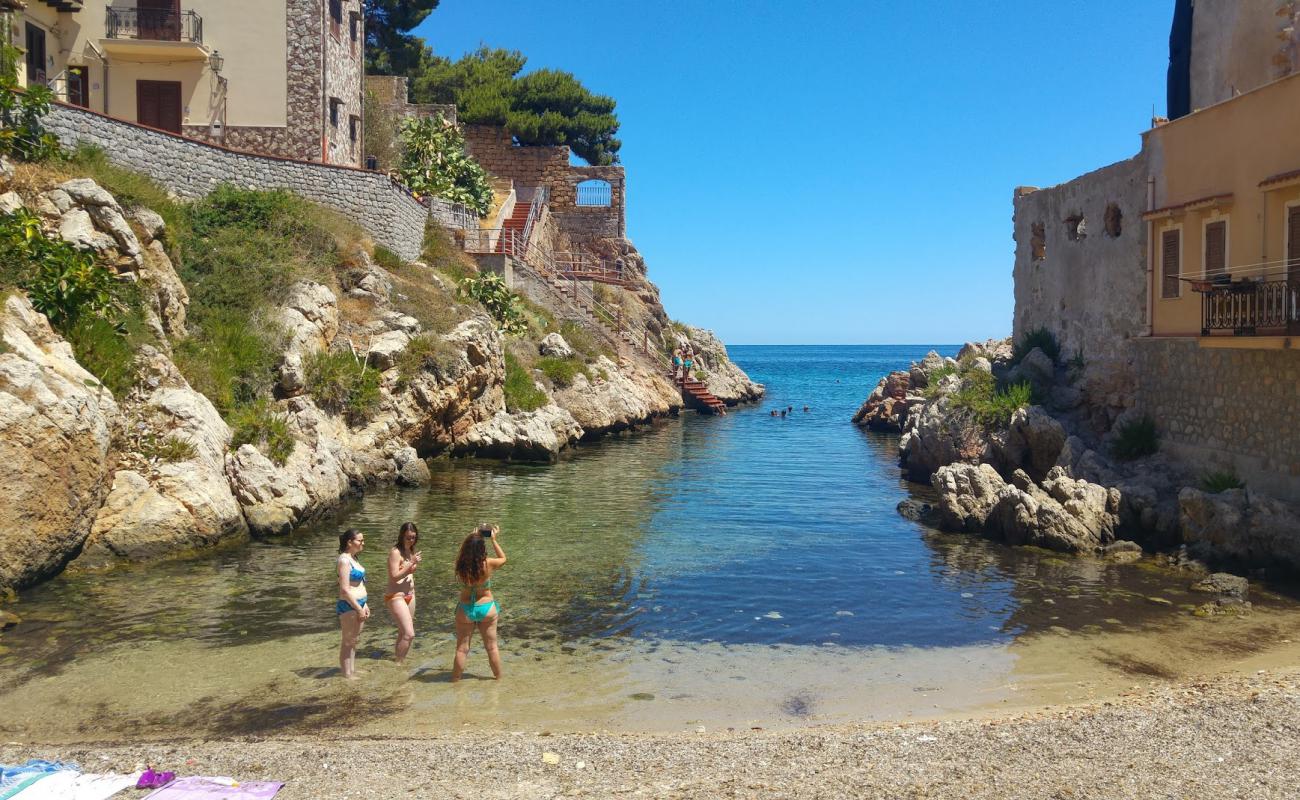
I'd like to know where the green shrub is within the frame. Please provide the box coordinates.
[397,115,492,215]
[503,351,546,412]
[230,399,295,466]
[421,220,474,282]
[304,349,381,424]
[0,75,60,162]
[0,210,118,327]
[537,355,588,388]
[460,272,527,335]
[65,315,139,396]
[922,363,958,399]
[1012,327,1061,365]
[174,313,280,414]
[555,321,610,361]
[138,432,197,463]
[952,370,1033,427]
[1200,469,1244,493]
[1112,415,1159,460]
[395,334,462,386]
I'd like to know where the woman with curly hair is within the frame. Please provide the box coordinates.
[452,523,507,681]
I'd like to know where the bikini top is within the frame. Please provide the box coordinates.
[340,555,365,582]
[464,576,491,600]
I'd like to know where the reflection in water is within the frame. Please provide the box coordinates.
[3,346,1300,739]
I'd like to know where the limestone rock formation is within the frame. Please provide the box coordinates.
[554,355,677,436]
[1179,488,1300,570]
[0,295,119,590]
[539,332,575,359]
[457,405,583,462]
[77,347,247,567]
[677,325,763,404]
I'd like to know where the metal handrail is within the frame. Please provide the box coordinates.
[106,8,204,44]
[1201,279,1299,335]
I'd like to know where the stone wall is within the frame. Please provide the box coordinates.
[45,102,427,260]
[1132,338,1300,498]
[322,0,365,166]
[365,76,457,126]
[1189,0,1299,111]
[1012,153,1149,416]
[462,124,627,242]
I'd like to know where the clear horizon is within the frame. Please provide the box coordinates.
[417,1,1170,345]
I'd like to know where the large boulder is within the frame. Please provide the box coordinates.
[932,463,1006,531]
[1179,488,1300,570]
[277,281,338,359]
[76,348,247,566]
[539,332,575,360]
[553,355,677,436]
[900,396,988,479]
[997,406,1067,481]
[456,405,583,462]
[0,295,120,590]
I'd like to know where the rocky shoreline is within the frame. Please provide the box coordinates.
[0,166,762,593]
[5,667,1299,799]
[853,339,1300,583]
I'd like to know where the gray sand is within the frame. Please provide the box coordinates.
[6,667,1299,799]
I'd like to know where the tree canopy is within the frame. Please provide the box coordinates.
[411,47,621,166]
[363,0,439,76]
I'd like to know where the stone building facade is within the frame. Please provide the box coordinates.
[1012,1,1300,498]
[12,0,364,166]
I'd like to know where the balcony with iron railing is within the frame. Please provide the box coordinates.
[103,7,206,58]
[1191,262,1300,337]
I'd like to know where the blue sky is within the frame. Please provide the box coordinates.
[414,1,1171,345]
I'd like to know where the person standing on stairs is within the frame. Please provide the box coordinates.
[672,348,684,382]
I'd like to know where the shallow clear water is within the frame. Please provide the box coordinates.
[4,345,1300,738]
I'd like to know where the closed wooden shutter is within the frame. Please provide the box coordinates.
[1289,206,1300,284]
[137,81,182,134]
[1162,229,1181,298]
[1204,221,1226,278]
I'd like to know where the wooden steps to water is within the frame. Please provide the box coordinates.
[677,376,727,415]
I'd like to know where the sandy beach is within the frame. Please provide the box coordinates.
[6,664,1300,799]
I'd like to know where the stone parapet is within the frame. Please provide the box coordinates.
[45,102,428,260]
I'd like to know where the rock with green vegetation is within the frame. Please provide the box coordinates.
[553,355,679,436]
[76,347,246,568]
[0,294,119,591]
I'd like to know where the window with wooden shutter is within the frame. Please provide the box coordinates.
[1204,220,1226,278]
[1288,206,1300,284]
[1161,229,1181,298]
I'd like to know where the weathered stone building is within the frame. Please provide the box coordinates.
[12,0,365,166]
[1013,0,1300,498]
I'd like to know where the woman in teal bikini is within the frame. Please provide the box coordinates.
[336,528,370,679]
[451,523,507,682]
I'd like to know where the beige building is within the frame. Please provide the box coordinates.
[11,0,364,165]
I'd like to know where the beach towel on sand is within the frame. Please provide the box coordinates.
[143,777,284,799]
[7,771,141,800]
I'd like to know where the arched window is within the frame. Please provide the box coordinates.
[575,179,612,207]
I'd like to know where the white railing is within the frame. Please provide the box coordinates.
[427,195,477,232]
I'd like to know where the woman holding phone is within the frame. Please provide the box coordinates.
[385,522,422,663]
[451,523,507,681]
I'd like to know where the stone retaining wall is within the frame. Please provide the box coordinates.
[44,102,428,260]
[1132,338,1300,497]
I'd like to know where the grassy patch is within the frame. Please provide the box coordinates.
[1012,326,1061,365]
[138,432,197,463]
[395,334,463,387]
[1112,414,1159,461]
[230,399,295,466]
[371,245,405,272]
[951,370,1032,427]
[1200,469,1244,493]
[504,351,546,412]
[537,355,589,388]
[421,220,476,282]
[174,312,281,414]
[304,349,382,425]
[65,314,144,396]
[553,320,611,362]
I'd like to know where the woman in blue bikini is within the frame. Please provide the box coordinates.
[336,528,370,679]
[451,523,507,681]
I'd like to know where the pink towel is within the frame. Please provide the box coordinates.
[142,777,284,799]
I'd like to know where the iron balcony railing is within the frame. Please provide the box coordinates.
[1200,279,1300,336]
[106,7,204,44]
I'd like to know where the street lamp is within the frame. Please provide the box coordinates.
[209,50,223,74]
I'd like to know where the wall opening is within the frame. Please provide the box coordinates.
[1104,203,1122,238]
[1031,221,1046,261]
[1064,214,1087,242]
[575,179,612,207]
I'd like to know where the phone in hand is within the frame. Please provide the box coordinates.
[479,527,493,538]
